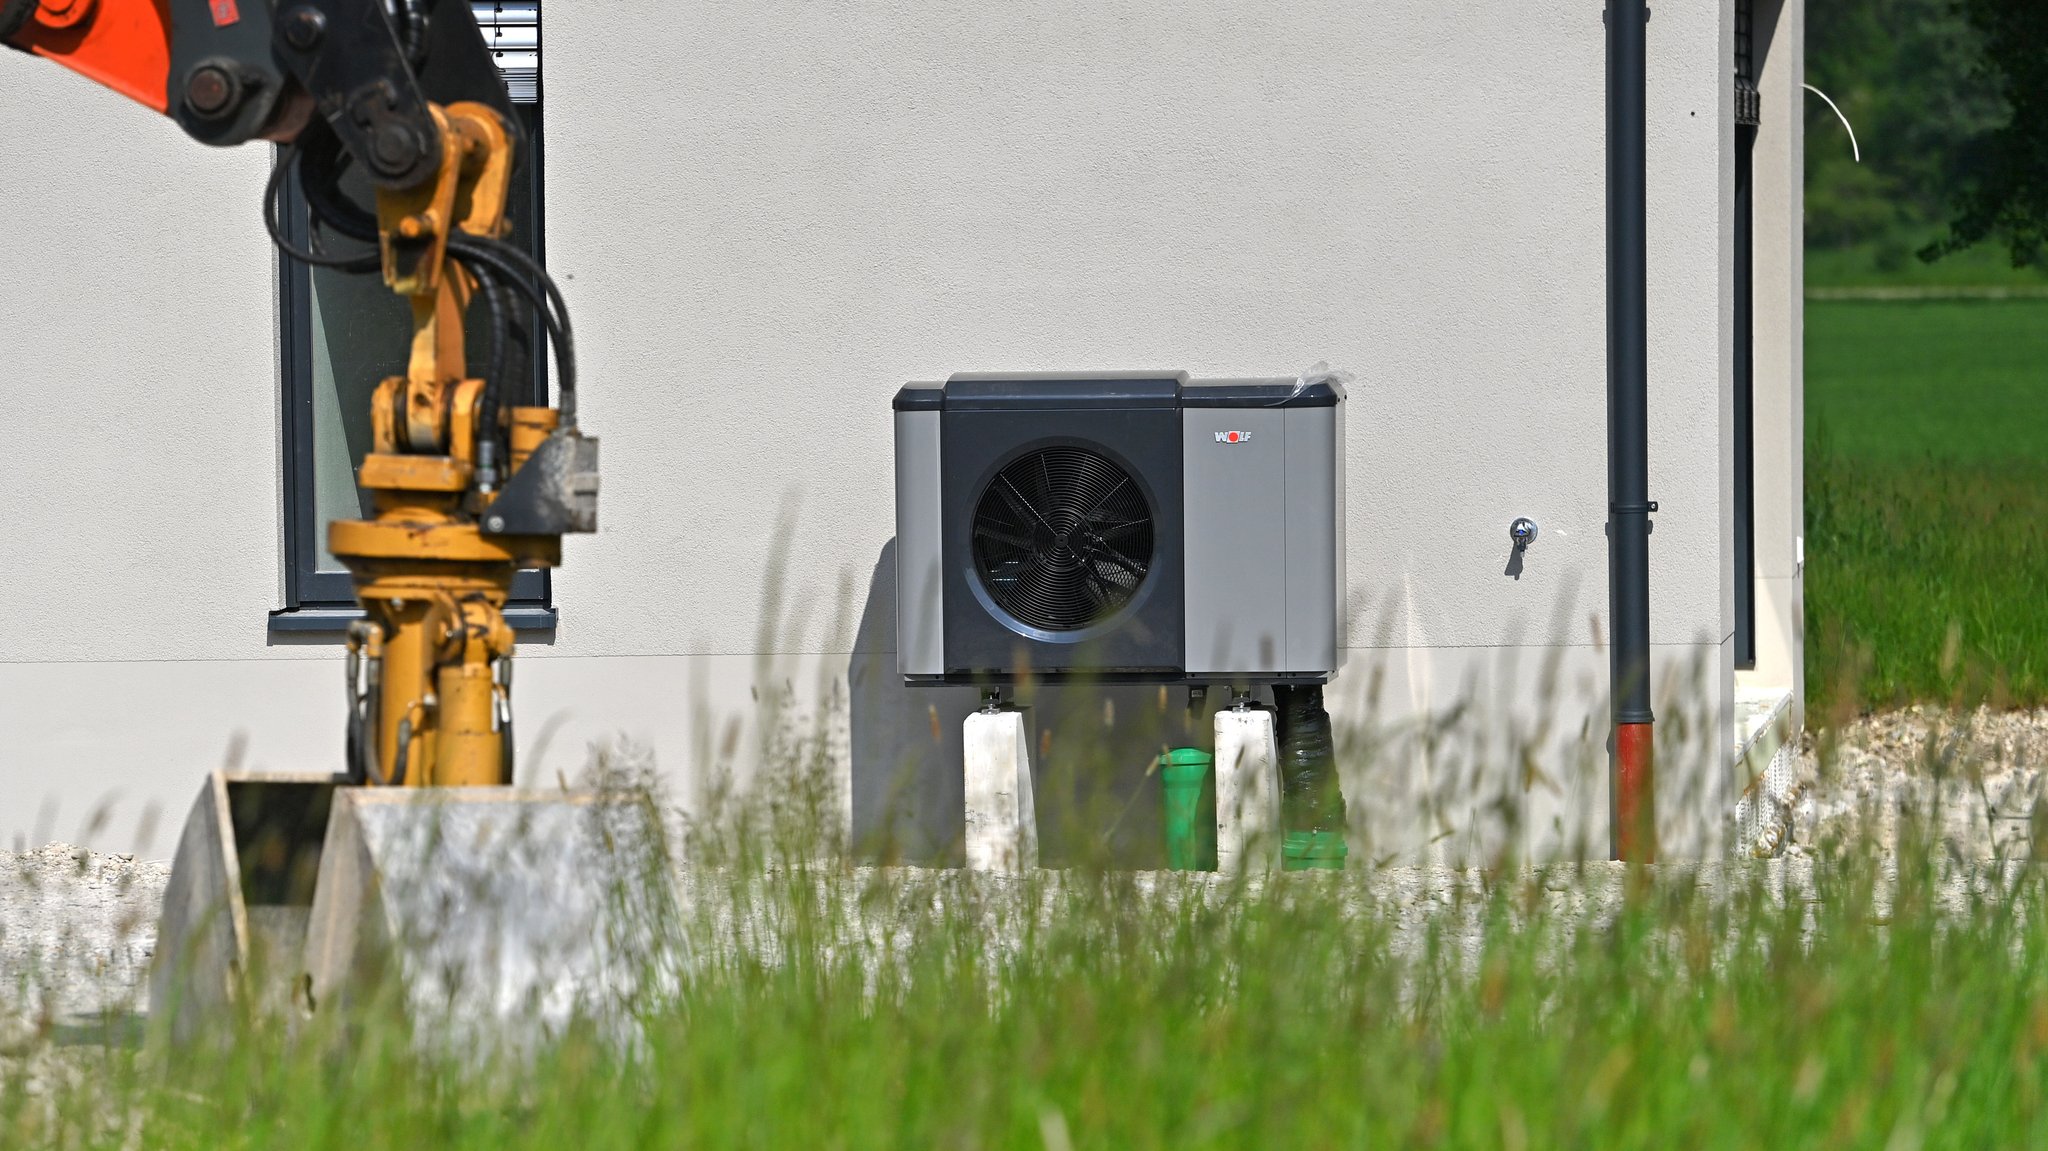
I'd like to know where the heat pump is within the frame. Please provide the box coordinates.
[894,372,1345,685]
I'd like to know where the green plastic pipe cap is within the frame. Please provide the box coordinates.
[1282,830,1349,871]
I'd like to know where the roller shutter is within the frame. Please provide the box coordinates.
[472,2,538,104]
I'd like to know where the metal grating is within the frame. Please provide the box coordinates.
[1735,740,1802,858]
[472,2,538,104]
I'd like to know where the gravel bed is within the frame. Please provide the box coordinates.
[0,846,164,1043]
[1790,705,2048,861]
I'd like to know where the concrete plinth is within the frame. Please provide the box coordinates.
[963,708,1037,871]
[1215,707,1281,872]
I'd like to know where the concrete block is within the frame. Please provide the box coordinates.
[302,787,679,1057]
[1215,707,1281,872]
[963,708,1036,871]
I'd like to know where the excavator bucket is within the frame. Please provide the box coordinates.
[151,772,679,1054]
[151,772,342,1046]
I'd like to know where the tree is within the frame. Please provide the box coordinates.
[1805,0,2006,269]
[1927,0,2048,266]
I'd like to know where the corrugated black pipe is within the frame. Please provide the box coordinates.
[1607,0,1656,861]
[1274,685,1345,832]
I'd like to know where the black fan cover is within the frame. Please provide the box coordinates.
[971,446,1155,631]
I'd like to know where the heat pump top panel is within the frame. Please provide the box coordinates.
[893,372,1345,685]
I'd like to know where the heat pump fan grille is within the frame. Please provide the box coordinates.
[971,446,1155,632]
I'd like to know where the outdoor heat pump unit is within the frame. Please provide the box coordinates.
[894,372,1345,685]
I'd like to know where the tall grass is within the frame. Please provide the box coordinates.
[6,732,2048,1149]
[1807,445,2048,713]
[1805,298,2048,712]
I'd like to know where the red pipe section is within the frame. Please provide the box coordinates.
[1615,722,1656,863]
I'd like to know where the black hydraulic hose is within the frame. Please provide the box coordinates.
[390,715,413,788]
[300,171,573,403]
[1273,685,1344,833]
[296,152,379,244]
[265,146,380,272]
[446,234,578,428]
[467,261,511,486]
[344,622,389,786]
[1607,0,1656,857]
[362,659,387,785]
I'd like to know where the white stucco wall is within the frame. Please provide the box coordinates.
[0,1,1757,861]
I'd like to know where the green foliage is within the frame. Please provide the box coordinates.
[1925,0,2048,267]
[1805,299,2048,712]
[1806,0,2010,270]
[1806,0,2048,279]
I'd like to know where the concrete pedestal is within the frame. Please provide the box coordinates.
[963,708,1037,871]
[1215,706,1281,872]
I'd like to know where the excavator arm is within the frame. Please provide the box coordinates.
[2,0,505,164]
[5,0,597,789]
[7,1,644,1048]
[2,0,174,113]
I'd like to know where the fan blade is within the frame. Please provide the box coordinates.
[1076,534,1147,581]
[995,475,1057,534]
[1077,563,1114,608]
[1089,516,1148,539]
[973,523,1038,552]
[1074,474,1132,524]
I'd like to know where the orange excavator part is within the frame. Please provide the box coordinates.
[5,0,172,114]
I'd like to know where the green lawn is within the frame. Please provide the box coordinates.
[1806,238,2048,293]
[1806,298,2048,711]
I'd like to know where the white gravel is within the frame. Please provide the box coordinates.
[0,846,165,1039]
[1789,705,2048,861]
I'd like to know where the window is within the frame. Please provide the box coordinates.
[1732,0,1759,668]
[272,3,552,632]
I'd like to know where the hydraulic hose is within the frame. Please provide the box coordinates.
[470,264,511,488]
[446,234,577,428]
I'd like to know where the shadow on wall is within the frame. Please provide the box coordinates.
[849,539,1225,867]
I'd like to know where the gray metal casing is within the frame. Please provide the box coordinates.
[894,374,1344,683]
[1181,385,1345,678]
[894,385,946,677]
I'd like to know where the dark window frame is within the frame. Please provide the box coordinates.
[270,103,556,634]
[1732,0,1758,669]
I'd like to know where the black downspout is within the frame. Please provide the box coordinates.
[1606,0,1656,861]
